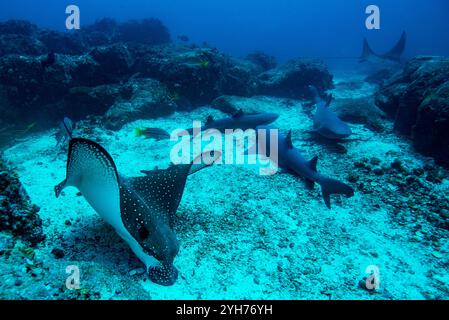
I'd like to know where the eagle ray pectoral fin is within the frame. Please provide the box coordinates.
[188,150,222,176]
[54,179,67,198]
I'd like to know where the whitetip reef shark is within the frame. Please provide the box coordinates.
[185,109,279,136]
[203,109,279,132]
[55,138,220,286]
[309,86,353,140]
[248,126,354,208]
[360,31,407,63]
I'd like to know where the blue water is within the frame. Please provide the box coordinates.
[1,0,448,61]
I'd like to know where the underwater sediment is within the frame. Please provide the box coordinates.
[0,17,448,300]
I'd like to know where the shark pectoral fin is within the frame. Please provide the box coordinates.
[54,179,67,198]
[320,178,355,209]
[148,263,178,286]
[305,179,315,190]
[232,109,244,119]
[286,130,294,149]
[308,156,318,172]
[205,115,214,126]
[304,156,319,189]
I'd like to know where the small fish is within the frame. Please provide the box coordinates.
[199,60,210,68]
[54,117,74,147]
[41,52,56,70]
[21,122,36,135]
[134,127,170,140]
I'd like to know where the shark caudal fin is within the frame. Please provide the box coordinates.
[320,178,354,209]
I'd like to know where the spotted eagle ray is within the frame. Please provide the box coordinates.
[55,138,220,286]
[360,31,407,63]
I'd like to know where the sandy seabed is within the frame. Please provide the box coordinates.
[1,70,449,300]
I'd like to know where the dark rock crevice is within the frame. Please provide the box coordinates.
[375,56,449,168]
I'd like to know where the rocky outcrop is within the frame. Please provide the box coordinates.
[364,68,397,86]
[62,84,133,120]
[104,78,176,130]
[0,157,45,246]
[244,51,277,72]
[135,45,259,106]
[257,58,333,99]
[413,82,449,166]
[332,96,388,132]
[375,56,449,167]
[88,44,134,84]
[0,20,46,56]
[0,42,137,122]
[0,18,336,132]
[0,18,171,57]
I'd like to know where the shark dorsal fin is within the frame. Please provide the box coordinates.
[286,130,293,149]
[232,109,244,119]
[205,115,214,126]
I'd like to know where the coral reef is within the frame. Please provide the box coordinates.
[375,56,449,168]
[332,97,388,132]
[104,78,176,130]
[0,19,333,132]
[257,58,333,99]
[0,156,45,246]
[135,45,259,105]
[244,51,277,72]
[0,18,171,57]
[364,68,397,86]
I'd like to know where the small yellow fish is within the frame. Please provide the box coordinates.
[199,60,210,68]
[134,127,170,140]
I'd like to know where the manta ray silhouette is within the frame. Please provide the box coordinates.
[360,31,407,62]
[55,138,220,286]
